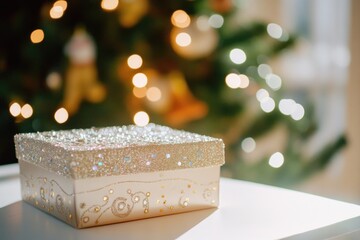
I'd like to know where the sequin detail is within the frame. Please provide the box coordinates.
[14,124,224,179]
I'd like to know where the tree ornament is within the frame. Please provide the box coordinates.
[170,17,219,59]
[209,0,233,13]
[62,27,106,115]
[118,0,149,28]
[164,71,208,126]
[141,70,208,126]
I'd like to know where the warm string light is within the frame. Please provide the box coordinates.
[133,111,149,126]
[9,102,34,118]
[225,73,241,89]
[132,73,148,88]
[171,10,191,28]
[225,73,250,89]
[9,102,69,124]
[170,12,224,52]
[21,104,33,119]
[54,0,67,11]
[49,1,67,19]
[175,32,191,47]
[50,6,64,19]
[54,108,69,124]
[30,29,44,44]
[127,54,143,69]
[101,0,119,11]
[9,102,21,117]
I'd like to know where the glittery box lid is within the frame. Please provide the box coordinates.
[14,124,225,179]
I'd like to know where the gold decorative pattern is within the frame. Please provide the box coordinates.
[21,175,74,225]
[79,189,150,227]
[21,172,219,227]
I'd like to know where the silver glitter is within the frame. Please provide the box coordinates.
[123,156,131,163]
[14,124,224,179]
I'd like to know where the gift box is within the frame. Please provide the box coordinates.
[14,124,224,228]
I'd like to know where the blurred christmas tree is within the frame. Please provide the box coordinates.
[0,0,345,186]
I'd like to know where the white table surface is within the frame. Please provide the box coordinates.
[1,163,360,240]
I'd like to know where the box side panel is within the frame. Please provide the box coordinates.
[19,161,77,227]
[74,166,220,228]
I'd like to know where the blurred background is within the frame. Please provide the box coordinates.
[0,0,358,203]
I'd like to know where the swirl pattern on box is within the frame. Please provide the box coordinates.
[21,173,219,227]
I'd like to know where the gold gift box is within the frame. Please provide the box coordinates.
[14,124,224,228]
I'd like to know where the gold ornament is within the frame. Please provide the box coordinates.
[62,27,106,115]
[210,0,233,13]
[164,71,208,126]
[170,17,219,59]
[135,70,208,127]
[118,0,149,28]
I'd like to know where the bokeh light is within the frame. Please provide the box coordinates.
[30,29,44,44]
[171,10,191,28]
[132,73,148,88]
[175,32,191,47]
[239,74,250,88]
[53,1,67,11]
[49,6,64,19]
[269,152,284,168]
[146,87,162,102]
[46,72,62,90]
[279,99,296,115]
[196,16,210,31]
[127,54,143,69]
[291,103,305,121]
[101,0,119,11]
[208,14,224,28]
[21,104,33,119]
[260,97,275,113]
[256,89,269,102]
[133,111,150,126]
[225,73,241,89]
[241,137,256,153]
[229,48,246,64]
[267,23,283,39]
[54,108,69,124]
[133,87,147,98]
[257,64,272,79]
[266,73,282,90]
[9,102,21,117]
